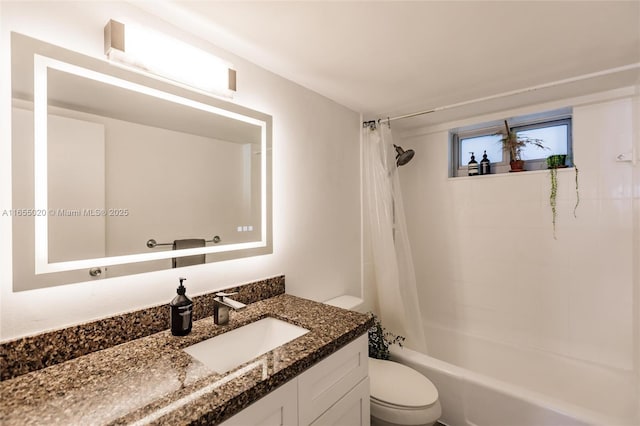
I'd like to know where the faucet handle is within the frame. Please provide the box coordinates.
[215,291,238,298]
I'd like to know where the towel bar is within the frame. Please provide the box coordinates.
[146,236,221,248]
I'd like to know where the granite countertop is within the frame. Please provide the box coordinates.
[0,294,373,425]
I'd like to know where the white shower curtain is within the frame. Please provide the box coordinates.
[363,123,426,352]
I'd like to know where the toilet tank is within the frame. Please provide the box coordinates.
[324,295,364,312]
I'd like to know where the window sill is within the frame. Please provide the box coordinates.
[449,167,576,182]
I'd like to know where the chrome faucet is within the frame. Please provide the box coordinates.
[213,292,246,325]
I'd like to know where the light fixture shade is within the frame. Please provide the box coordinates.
[104,19,236,96]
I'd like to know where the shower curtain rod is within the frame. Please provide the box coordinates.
[370,62,640,126]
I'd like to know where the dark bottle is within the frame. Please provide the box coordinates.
[480,150,490,175]
[468,152,479,176]
[170,277,193,336]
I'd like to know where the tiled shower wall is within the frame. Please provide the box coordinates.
[400,93,637,372]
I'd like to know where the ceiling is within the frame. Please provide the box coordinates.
[136,1,640,129]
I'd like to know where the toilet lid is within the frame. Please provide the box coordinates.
[369,358,438,408]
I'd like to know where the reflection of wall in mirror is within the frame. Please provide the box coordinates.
[105,118,247,257]
[48,114,106,263]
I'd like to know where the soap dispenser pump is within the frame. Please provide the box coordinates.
[170,277,193,336]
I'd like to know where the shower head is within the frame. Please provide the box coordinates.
[394,144,415,167]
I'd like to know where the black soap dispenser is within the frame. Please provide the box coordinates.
[480,150,491,175]
[468,152,479,176]
[170,277,193,336]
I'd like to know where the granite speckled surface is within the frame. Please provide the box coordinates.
[0,294,373,425]
[0,276,285,381]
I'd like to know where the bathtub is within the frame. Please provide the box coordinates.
[390,324,639,426]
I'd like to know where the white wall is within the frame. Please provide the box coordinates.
[0,1,361,340]
[399,91,638,373]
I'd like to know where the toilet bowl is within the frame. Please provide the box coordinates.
[325,295,442,426]
[369,357,441,426]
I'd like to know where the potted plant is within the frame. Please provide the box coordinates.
[499,120,548,172]
[368,314,405,360]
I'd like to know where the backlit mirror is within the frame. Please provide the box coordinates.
[11,33,272,291]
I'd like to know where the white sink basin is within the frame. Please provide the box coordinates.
[183,317,309,374]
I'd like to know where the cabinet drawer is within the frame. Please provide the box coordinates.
[298,334,368,425]
[220,379,297,426]
[310,377,370,426]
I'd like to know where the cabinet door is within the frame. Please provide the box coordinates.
[310,377,370,426]
[298,335,368,425]
[220,380,297,426]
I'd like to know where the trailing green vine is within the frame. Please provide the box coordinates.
[573,164,580,218]
[549,165,558,239]
[547,155,580,239]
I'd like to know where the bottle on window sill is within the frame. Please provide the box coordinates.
[468,152,479,176]
[480,150,490,175]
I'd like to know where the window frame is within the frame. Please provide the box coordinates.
[451,113,572,177]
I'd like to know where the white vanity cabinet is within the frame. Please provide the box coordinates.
[220,334,369,426]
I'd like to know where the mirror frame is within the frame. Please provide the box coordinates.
[12,32,272,286]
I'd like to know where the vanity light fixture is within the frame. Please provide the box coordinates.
[104,19,236,97]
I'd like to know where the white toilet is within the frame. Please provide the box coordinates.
[325,295,442,426]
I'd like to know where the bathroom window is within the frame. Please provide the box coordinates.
[515,121,569,160]
[451,109,572,177]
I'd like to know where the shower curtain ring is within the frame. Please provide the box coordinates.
[377,118,391,129]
